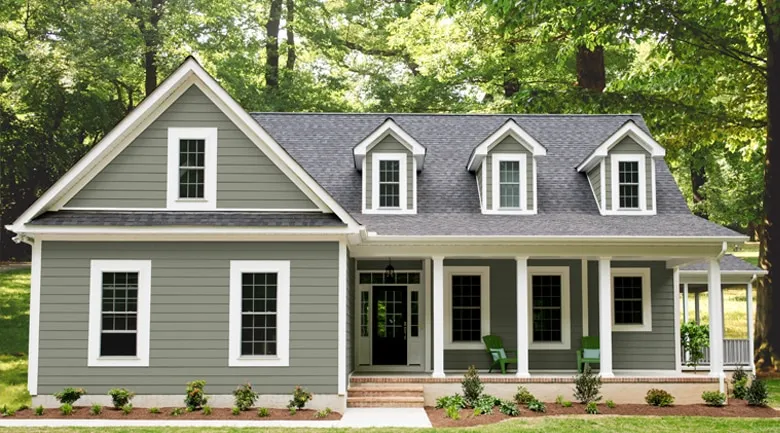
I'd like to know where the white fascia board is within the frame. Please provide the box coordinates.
[353,119,426,170]
[11,225,357,237]
[362,233,748,244]
[679,270,768,276]
[576,121,666,172]
[467,119,546,171]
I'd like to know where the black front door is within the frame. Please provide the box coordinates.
[372,286,407,365]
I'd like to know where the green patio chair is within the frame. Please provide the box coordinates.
[483,335,518,374]
[576,336,600,373]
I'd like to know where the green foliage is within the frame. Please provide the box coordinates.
[585,402,599,415]
[498,399,520,416]
[461,365,483,407]
[121,404,133,415]
[645,389,675,407]
[107,388,135,409]
[184,380,208,411]
[232,407,241,416]
[562,400,573,408]
[257,407,270,417]
[202,405,212,416]
[514,386,536,405]
[314,407,332,418]
[35,405,44,416]
[89,404,102,415]
[149,407,161,414]
[746,377,769,407]
[233,383,258,411]
[0,404,14,417]
[54,387,87,405]
[732,366,749,399]
[702,391,727,407]
[527,399,546,413]
[605,400,616,409]
[170,407,184,416]
[288,386,313,409]
[555,395,565,405]
[573,364,602,404]
[681,321,710,370]
[473,394,498,415]
[435,394,466,409]
[288,406,297,416]
[445,405,460,420]
[60,403,73,416]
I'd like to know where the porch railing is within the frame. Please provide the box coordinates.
[681,339,751,366]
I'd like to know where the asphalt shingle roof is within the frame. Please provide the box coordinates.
[681,254,764,272]
[29,211,346,227]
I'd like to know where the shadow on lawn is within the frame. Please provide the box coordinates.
[0,269,31,409]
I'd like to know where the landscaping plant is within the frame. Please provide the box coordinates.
[149,407,161,414]
[54,387,87,405]
[555,394,565,405]
[257,407,270,417]
[445,405,460,420]
[498,399,519,416]
[288,406,297,416]
[108,388,135,409]
[0,405,14,417]
[233,382,258,411]
[34,405,44,416]
[732,366,749,399]
[184,380,208,410]
[288,386,313,409]
[89,404,102,415]
[514,385,536,405]
[461,365,483,407]
[121,404,133,415]
[527,399,546,413]
[645,388,675,407]
[60,403,73,416]
[605,400,616,409]
[232,407,241,416]
[473,394,497,415]
[562,400,573,408]
[435,394,466,409]
[585,402,599,414]
[573,364,602,404]
[702,391,727,407]
[314,408,332,418]
[681,321,710,371]
[202,405,212,415]
[171,407,184,416]
[746,376,769,406]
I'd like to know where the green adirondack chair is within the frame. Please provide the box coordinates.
[482,335,518,374]
[576,336,600,373]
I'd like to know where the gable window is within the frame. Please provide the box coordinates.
[379,160,401,208]
[370,153,409,213]
[610,154,646,212]
[491,153,527,212]
[444,267,490,349]
[499,161,521,208]
[528,267,570,349]
[229,260,290,366]
[88,260,151,367]
[167,127,217,209]
[611,268,652,332]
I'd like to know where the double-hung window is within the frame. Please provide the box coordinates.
[491,153,527,212]
[88,260,151,367]
[370,153,408,211]
[229,261,290,366]
[167,127,217,209]
[528,267,570,349]
[179,139,205,199]
[611,268,652,332]
[444,267,490,349]
[379,160,400,208]
[611,154,646,211]
[499,161,521,208]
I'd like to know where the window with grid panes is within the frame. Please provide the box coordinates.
[411,291,419,337]
[100,272,139,356]
[614,276,644,325]
[179,139,205,199]
[451,275,482,342]
[240,273,278,356]
[378,159,400,208]
[617,161,640,208]
[531,275,562,342]
[499,160,521,208]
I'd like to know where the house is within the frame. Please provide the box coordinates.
[7,57,761,410]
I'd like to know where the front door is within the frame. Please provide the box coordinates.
[372,286,407,365]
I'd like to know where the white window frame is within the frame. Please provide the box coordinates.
[527,266,571,350]
[229,260,290,366]
[443,266,490,350]
[167,127,218,210]
[88,260,152,367]
[369,152,410,213]
[611,267,652,332]
[490,153,530,214]
[610,154,647,213]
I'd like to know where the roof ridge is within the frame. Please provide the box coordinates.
[249,112,645,117]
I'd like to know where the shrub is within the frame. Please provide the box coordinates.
[121,404,133,415]
[562,400,573,408]
[573,364,602,404]
[288,406,297,416]
[527,399,546,413]
[90,404,102,415]
[473,394,498,415]
[233,383,258,411]
[681,321,710,371]
[702,391,726,407]
[35,405,44,416]
[585,402,599,414]
[231,407,241,416]
[498,399,519,416]
[184,380,208,410]
[54,387,87,405]
[288,386,313,409]
[732,366,749,399]
[0,405,14,417]
[257,407,270,417]
[202,405,212,415]
[645,389,675,407]
[514,386,536,405]
[60,403,73,416]
[554,394,565,405]
[171,407,184,416]
[149,407,161,414]
[605,400,616,409]
[314,408,332,419]
[17,405,28,411]
[461,365,483,407]
[108,388,135,409]
[435,394,466,409]
[746,376,769,407]
[445,405,460,420]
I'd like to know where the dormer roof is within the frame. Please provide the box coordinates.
[467,119,546,171]
[353,118,426,171]
[576,120,666,172]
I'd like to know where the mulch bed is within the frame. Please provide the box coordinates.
[9,407,342,421]
[426,400,779,428]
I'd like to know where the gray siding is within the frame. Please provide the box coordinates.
[67,86,316,210]
[604,137,653,211]
[485,136,534,210]
[38,241,338,395]
[588,261,675,370]
[364,136,414,210]
[442,259,583,370]
[587,165,601,208]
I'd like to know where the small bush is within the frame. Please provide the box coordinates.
[461,365,483,407]
[231,407,241,416]
[288,386,313,410]
[60,403,73,416]
[605,400,616,409]
[573,364,602,404]
[184,380,208,410]
[702,391,726,407]
[645,388,675,407]
[314,408,332,419]
[54,387,87,405]
[561,400,573,408]
[585,402,599,414]
[288,406,297,416]
[746,376,769,407]
[498,399,519,416]
[121,404,133,415]
[732,366,749,383]
[0,405,15,417]
[107,388,135,409]
[17,404,28,411]
[445,405,460,420]
[149,407,161,414]
[171,407,184,416]
[233,383,258,411]
[732,366,749,399]
[527,399,546,413]
[435,394,466,409]
[257,407,270,417]
[514,386,536,405]
[202,405,212,416]
[35,405,44,416]
[89,404,102,415]
[473,394,498,415]
[554,394,565,405]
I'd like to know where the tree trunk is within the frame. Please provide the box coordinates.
[129,0,164,96]
[285,0,296,71]
[755,0,780,373]
[265,0,283,90]
[690,149,708,218]
[576,45,606,92]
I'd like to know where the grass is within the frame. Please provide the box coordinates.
[0,268,31,411]
[682,289,755,339]
[732,242,760,267]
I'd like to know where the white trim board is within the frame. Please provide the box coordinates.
[353,118,426,170]
[608,153,652,215]
[443,266,491,350]
[166,127,218,210]
[467,119,546,171]
[27,240,42,395]
[489,153,531,214]
[576,120,666,172]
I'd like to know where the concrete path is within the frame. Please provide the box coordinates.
[339,408,433,428]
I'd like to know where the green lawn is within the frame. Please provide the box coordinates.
[0,268,31,410]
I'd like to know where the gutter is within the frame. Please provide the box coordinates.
[362,233,748,245]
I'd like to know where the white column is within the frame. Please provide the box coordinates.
[708,259,724,378]
[747,278,755,373]
[337,241,347,395]
[673,267,682,373]
[682,283,689,324]
[694,292,701,325]
[582,259,589,337]
[516,257,530,378]
[28,239,42,396]
[432,256,445,378]
[598,258,614,377]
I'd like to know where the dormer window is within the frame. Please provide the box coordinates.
[376,155,404,209]
[167,127,217,209]
[614,155,645,210]
[492,154,527,211]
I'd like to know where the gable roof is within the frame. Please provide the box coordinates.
[353,118,426,170]
[466,118,547,171]
[576,120,666,172]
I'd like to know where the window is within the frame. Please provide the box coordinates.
[611,268,652,332]
[610,154,646,212]
[379,160,400,208]
[410,291,419,338]
[167,127,217,209]
[444,267,490,349]
[369,152,410,213]
[229,261,290,366]
[491,153,528,212]
[88,260,151,367]
[360,291,369,337]
[528,267,570,349]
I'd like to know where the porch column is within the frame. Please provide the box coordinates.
[682,283,689,323]
[708,259,724,378]
[747,277,755,373]
[598,258,614,377]
[694,292,701,325]
[516,257,530,378]
[432,256,445,378]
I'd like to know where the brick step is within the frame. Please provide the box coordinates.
[347,396,425,408]
[348,386,424,398]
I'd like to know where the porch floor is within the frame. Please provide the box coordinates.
[351,370,718,383]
